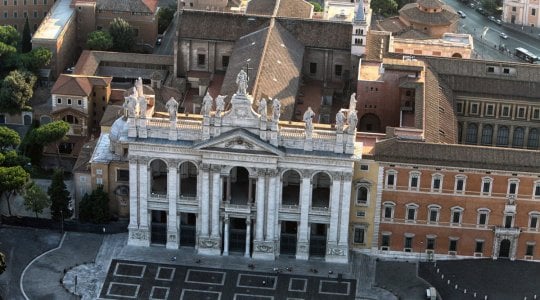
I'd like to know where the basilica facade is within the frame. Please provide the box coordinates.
[122,74,361,263]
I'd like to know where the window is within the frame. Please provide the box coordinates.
[534,181,540,199]
[451,207,463,225]
[497,126,509,146]
[512,6,516,12]
[485,104,495,116]
[465,123,478,144]
[334,64,343,76]
[12,12,16,19]
[487,66,495,73]
[381,233,390,249]
[428,205,440,223]
[77,99,82,106]
[0,115,4,124]
[507,179,519,196]
[409,171,420,191]
[96,168,103,175]
[356,211,366,218]
[33,0,36,4]
[404,235,413,251]
[517,107,526,119]
[528,128,539,149]
[117,169,129,182]
[3,12,7,18]
[470,103,479,115]
[477,209,490,227]
[360,164,369,171]
[62,115,78,124]
[23,11,27,18]
[526,243,535,256]
[431,174,443,193]
[533,108,540,120]
[475,240,484,253]
[222,55,229,68]
[57,98,62,104]
[426,237,435,250]
[3,0,6,5]
[383,202,395,220]
[528,212,540,231]
[481,177,493,196]
[309,62,317,74]
[67,98,72,105]
[533,8,536,16]
[197,54,205,66]
[406,204,419,222]
[385,170,397,189]
[353,227,365,244]
[481,125,493,145]
[500,105,511,117]
[455,175,466,194]
[96,177,103,185]
[513,127,525,147]
[449,239,458,252]
[456,102,463,113]
[356,184,369,205]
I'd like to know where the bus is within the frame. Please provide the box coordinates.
[515,47,539,63]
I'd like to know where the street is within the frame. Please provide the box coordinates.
[445,0,540,61]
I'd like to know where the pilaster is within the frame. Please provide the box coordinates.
[211,165,222,238]
[166,163,179,249]
[296,170,311,260]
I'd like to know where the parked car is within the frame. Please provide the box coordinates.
[468,2,476,8]
[495,19,502,25]
[488,15,495,22]
[457,10,467,18]
[156,35,163,45]
[499,32,508,39]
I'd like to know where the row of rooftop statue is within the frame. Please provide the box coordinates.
[124,70,359,134]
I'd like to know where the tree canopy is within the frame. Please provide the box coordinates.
[0,70,36,114]
[0,25,19,58]
[157,4,176,33]
[109,18,136,52]
[79,186,110,224]
[48,169,71,221]
[86,30,113,51]
[0,165,29,215]
[371,0,399,17]
[32,120,70,146]
[0,126,21,151]
[20,47,52,72]
[24,182,50,218]
[21,17,32,54]
[309,1,323,12]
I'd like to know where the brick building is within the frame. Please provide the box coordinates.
[0,0,54,33]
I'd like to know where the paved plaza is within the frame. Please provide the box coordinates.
[99,259,356,300]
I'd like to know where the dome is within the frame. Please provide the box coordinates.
[417,0,443,9]
[109,116,128,143]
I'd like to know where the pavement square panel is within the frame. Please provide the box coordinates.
[100,259,356,300]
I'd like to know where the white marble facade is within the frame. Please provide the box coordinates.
[125,75,361,263]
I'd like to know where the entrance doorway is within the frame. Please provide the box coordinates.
[309,223,327,257]
[280,221,298,256]
[229,167,250,205]
[151,210,167,245]
[229,218,248,254]
[180,213,196,247]
[499,239,511,258]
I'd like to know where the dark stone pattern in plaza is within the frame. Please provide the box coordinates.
[100,259,356,300]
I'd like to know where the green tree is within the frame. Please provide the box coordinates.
[79,186,110,223]
[23,182,50,218]
[0,70,36,114]
[47,169,71,221]
[86,30,113,51]
[21,17,32,53]
[1,150,29,167]
[0,252,5,275]
[32,120,69,166]
[157,4,176,33]
[0,166,29,215]
[309,1,323,12]
[109,18,136,52]
[371,0,398,17]
[21,47,52,73]
[0,126,21,151]
[0,25,19,58]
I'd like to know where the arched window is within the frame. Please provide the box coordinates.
[356,185,369,205]
[481,124,493,145]
[528,128,539,149]
[62,114,79,124]
[465,123,478,144]
[512,127,525,147]
[497,126,509,146]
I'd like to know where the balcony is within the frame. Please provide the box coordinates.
[224,202,253,214]
[149,193,167,202]
[280,204,299,213]
[310,206,330,215]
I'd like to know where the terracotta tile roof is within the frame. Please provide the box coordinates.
[73,50,174,76]
[276,17,351,50]
[365,31,392,61]
[73,139,97,173]
[374,138,540,173]
[246,0,312,18]
[397,29,431,39]
[100,105,124,127]
[245,0,277,15]
[417,0,444,9]
[96,0,157,13]
[51,74,112,96]
[399,3,459,26]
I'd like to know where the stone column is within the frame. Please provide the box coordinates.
[223,217,230,256]
[127,160,141,246]
[325,173,352,263]
[266,171,278,241]
[255,170,266,241]
[226,176,231,201]
[254,169,277,260]
[198,164,220,255]
[297,170,311,260]
[130,159,150,246]
[211,165,221,237]
[166,162,179,249]
[245,218,252,258]
[248,178,253,203]
[328,173,342,243]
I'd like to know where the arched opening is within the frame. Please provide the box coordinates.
[312,172,331,209]
[512,127,525,147]
[282,170,301,207]
[528,128,539,149]
[481,124,493,145]
[499,239,511,258]
[179,161,198,198]
[62,114,79,124]
[452,53,462,58]
[357,186,368,204]
[150,159,168,196]
[465,123,478,144]
[40,115,52,124]
[23,115,31,125]
[497,126,509,146]
[229,167,251,205]
[359,113,381,132]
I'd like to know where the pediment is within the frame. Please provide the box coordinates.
[194,129,283,156]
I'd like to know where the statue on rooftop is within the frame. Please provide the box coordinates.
[138,96,147,118]
[349,93,357,111]
[258,98,267,120]
[201,92,213,117]
[336,109,345,132]
[272,98,281,122]
[125,95,137,118]
[303,107,315,134]
[135,77,144,97]
[347,110,358,134]
[236,69,249,95]
[166,97,178,122]
[215,95,227,117]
